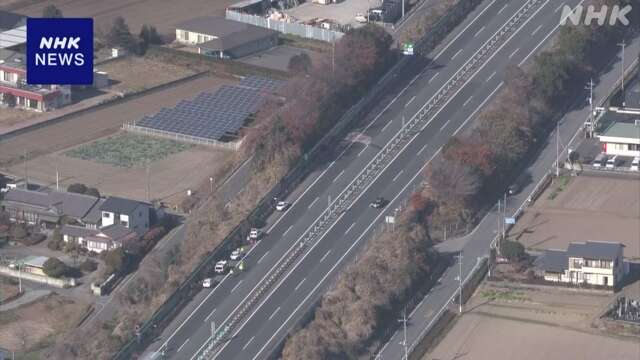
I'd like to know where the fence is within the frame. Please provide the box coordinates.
[0,266,76,288]
[122,122,242,151]
[225,10,343,42]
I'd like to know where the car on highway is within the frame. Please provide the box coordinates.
[369,197,387,209]
[249,228,262,239]
[214,260,228,274]
[276,201,290,211]
[230,249,242,261]
[202,278,213,288]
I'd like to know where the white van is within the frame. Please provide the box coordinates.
[214,260,228,274]
[631,157,640,171]
[593,153,607,168]
[606,155,618,169]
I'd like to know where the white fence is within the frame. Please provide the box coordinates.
[122,123,242,151]
[0,266,76,288]
[225,10,343,42]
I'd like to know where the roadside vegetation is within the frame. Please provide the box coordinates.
[283,0,638,356]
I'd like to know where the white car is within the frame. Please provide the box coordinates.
[230,249,242,261]
[631,157,640,171]
[214,260,228,274]
[276,201,290,211]
[202,278,213,288]
[249,228,262,239]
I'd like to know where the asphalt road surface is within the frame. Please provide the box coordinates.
[144,0,586,359]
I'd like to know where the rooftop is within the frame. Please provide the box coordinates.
[21,255,49,268]
[599,121,640,141]
[101,196,146,214]
[176,17,276,50]
[567,241,624,261]
[0,48,25,70]
[3,188,101,220]
[0,10,25,31]
[0,11,26,49]
[539,249,568,273]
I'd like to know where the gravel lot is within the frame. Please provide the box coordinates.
[510,175,640,259]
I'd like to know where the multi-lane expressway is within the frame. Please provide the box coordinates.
[146,0,583,359]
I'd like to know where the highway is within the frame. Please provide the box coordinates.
[377,33,640,360]
[144,0,584,359]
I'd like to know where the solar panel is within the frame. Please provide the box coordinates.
[134,77,282,141]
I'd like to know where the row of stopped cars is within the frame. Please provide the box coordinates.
[202,227,263,288]
[592,154,640,171]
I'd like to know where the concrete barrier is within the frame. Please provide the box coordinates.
[0,266,75,288]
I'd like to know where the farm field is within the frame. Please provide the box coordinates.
[425,281,640,360]
[0,75,234,167]
[509,175,640,259]
[9,131,231,204]
[0,0,236,34]
[97,56,198,94]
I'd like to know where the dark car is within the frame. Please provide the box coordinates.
[369,197,386,209]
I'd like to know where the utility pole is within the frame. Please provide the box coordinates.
[618,40,626,107]
[23,149,28,189]
[503,192,507,239]
[555,122,560,177]
[145,160,151,202]
[402,0,405,18]
[398,309,408,360]
[455,251,463,314]
[585,78,594,137]
[331,41,335,73]
[209,177,214,195]
[55,164,59,191]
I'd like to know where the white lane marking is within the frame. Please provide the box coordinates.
[428,72,440,83]
[177,339,190,353]
[320,250,331,262]
[454,82,503,136]
[440,119,451,132]
[242,336,255,351]
[434,0,497,58]
[451,48,463,59]
[231,280,243,293]
[294,278,306,291]
[531,24,542,35]
[249,148,444,360]
[308,197,319,209]
[283,225,292,236]
[409,295,428,317]
[380,120,392,132]
[405,96,416,107]
[497,3,508,14]
[463,96,474,107]
[333,170,345,183]
[257,251,269,264]
[417,144,428,155]
[486,71,497,82]
[508,48,519,59]
[204,308,217,322]
[474,25,485,38]
[357,144,368,157]
[520,1,583,67]
[345,222,356,234]
[554,3,564,12]
[392,170,404,182]
[268,307,281,321]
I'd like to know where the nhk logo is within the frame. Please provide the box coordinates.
[26,18,93,85]
[560,5,632,26]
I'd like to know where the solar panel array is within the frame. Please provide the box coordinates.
[135,76,283,141]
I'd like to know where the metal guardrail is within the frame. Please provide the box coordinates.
[193,1,549,358]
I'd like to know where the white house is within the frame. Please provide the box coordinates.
[100,197,150,235]
[62,223,137,253]
[538,241,626,288]
[597,121,640,157]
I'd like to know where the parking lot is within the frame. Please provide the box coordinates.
[284,0,383,27]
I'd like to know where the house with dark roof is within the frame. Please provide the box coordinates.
[1,189,101,226]
[62,224,137,253]
[100,196,150,235]
[175,16,278,58]
[536,241,626,288]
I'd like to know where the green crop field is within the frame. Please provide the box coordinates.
[65,133,193,167]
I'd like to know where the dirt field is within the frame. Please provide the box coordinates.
[510,175,640,259]
[0,107,40,130]
[97,56,197,94]
[0,0,236,35]
[0,75,235,167]
[8,131,231,203]
[0,293,89,355]
[426,281,640,360]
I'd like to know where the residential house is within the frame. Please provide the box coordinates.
[18,255,49,276]
[537,241,626,288]
[0,10,27,50]
[1,189,100,226]
[0,49,72,111]
[597,120,640,157]
[100,196,150,235]
[175,17,278,58]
